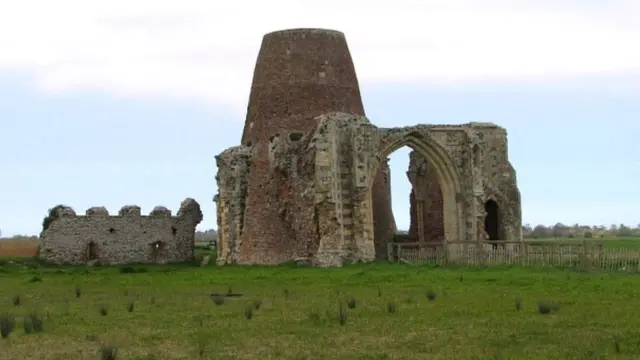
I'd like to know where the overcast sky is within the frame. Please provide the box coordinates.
[1,0,639,236]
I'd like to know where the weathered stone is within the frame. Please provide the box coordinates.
[86,206,109,216]
[118,205,141,217]
[37,199,203,265]
[150,206,172,217]
[214,28,523,267]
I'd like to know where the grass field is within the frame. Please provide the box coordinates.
[2,258,640,359]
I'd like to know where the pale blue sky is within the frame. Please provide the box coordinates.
[1,0,639,236]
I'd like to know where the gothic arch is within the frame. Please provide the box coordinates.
[366,131,464,244]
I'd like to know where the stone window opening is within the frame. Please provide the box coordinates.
[86,241,99,261]
[484,199,501,248]
[171,226,177,236]
[472,144,480,166]
[288,132,304,142]
[108,227,115,233]
[150,241,168,263]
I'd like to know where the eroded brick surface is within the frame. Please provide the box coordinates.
[215,29,523,267]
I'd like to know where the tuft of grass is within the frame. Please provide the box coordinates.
[283,288,290,299]
[377,287,382,297]
[244,305,253,320]
[0,313,15,338]
[12,295,21,306]
[338,304,347,326]
[227,286,233,296]
[126,301,135,312]
[75,287,81,298]
[99,344,118,360]
[28,275,42,283]
[387,301,397,314]
[346,297,357,309]
[99,305,108,316]
[537,301,553,315]
[515,297,522,311]
[252,299,263,310]
[211,295,225,306]
[23,312,44,334]
[308,310,322,324]
[119,267,146,274]
[426,290,437,301]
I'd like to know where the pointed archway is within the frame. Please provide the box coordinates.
[364,131,463,259]
[484,199,500,248]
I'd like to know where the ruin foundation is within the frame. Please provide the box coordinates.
[215,28,523,267]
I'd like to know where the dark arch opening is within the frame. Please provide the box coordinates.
[472,144,480,166]
[484,200,500,246]
[87,241,99,261]
[150,241,168,264]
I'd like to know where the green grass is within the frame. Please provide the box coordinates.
[2,260,640,359]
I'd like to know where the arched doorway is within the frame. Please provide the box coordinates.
[365,132,463,259]
[87,241,99,261]
[484,199,500,246]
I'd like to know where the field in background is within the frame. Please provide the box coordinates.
[0,237,39,257]
[2,261,640,359]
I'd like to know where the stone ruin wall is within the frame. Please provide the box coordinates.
[214,28,523,267]
[217,110,523,266]
[407,151,445,244]
[38,198,203,265]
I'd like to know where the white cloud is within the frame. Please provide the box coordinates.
[0,0,639,109]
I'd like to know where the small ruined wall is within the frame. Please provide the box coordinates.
[38,198,202,265]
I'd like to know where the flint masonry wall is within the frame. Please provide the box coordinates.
[37,198,202,265]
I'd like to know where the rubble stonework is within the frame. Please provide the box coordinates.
[215,28,523,267]
[37,198,202,265]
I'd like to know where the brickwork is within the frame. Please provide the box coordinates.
[37,198,202,265]
[215,28,523,267]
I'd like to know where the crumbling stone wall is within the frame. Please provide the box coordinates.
[37,198,202,265]
[215,28,523,267]
[407,151,445,244]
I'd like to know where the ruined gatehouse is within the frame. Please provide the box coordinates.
[37,198,202,265]
[215,28,523,267]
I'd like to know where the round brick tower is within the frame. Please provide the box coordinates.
[238,28,395,263]
[241,28,365,145]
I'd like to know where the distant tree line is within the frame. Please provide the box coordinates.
[195,229,218,245]
[522,223,640,239]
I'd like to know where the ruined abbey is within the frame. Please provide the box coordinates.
[215,28,523,267]
[37,198,202,265]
